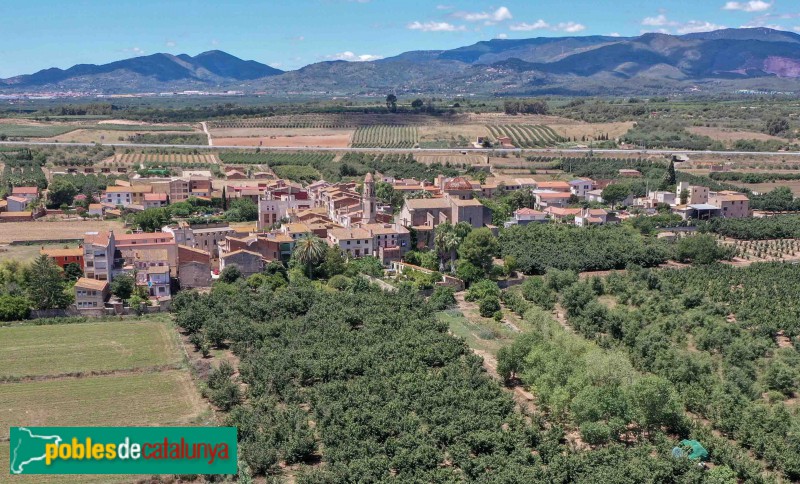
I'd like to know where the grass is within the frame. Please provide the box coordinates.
[0,125,78,137]
[438,310,508,355]
[0,321,179,378]
[0,370,205,440]
[0,220,125,244]
[0,443,132,484]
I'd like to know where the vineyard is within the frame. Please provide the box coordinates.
[487,125,564,148]
[725,237,800,262]
[351,126,419,148]
[106,153,221,165]
[219,152,334,166]
[207,113,455,129]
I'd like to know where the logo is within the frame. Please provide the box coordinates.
[9,427,237,475]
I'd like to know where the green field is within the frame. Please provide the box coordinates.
[351,125,418,148]
[487,124,564,148]
[0,321,178,378]
[0,370,204,441]
[1,443,131,484]
[0,125,78,137]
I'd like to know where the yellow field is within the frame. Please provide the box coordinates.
[548,121,635,140]
[0,243,80,264]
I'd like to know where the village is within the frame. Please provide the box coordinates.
[0,153,754,315]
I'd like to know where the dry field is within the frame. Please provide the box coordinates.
[732,180,800,196]
[48,129,197,144]
[0,220,125,244]
[214,132,352,148]
[549,121,635,140]
[0,242,80,264]
[418,125,490,144]
[467,113,577,125]
[687,126,785,143]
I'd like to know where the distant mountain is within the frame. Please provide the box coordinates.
[2,28,800,95]
[0,51,282,92]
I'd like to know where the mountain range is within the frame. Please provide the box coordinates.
[3,28,800,96]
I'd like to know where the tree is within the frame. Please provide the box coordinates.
[766,117,790,136]
[458,228,498,273]
[219,265,242,284]
[662,160,676,187]
[46,178,78,209]
[601,184,630,208]
[627,376,683,434]
[428,286,456,310]
[225,198,258,222]
[675,234,735,265]
[133,207,172,232]
[0,294,31,321]
[385,94,398,113]
[411,98,424,109]
[24,255,72,310]
[479,296,501,318]
[293,234,328,278]
[110,274,135,301]
[63,262,83,281]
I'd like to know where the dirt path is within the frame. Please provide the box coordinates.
[201,121,212,146]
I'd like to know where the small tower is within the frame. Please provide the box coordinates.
[363,172,376,223]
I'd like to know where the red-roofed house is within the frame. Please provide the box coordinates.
[143,193,168,209]
[12,186,39,201]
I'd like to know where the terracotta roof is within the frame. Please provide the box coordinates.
[178,245,211,256]
[515,208,545,216]
[537,192,571,199]
[75,277,108,291]
[405,198,451,210]
[536,181,571,190]
[450,197,484,207]
[12,186,38,195]
[545,207,581,217]
[144,193,168,201]
[444,177,474,191]
[0,211,32,218]
[115,232,174,243]
[7,196,29,203]
[41,247,83,257]
[88,203,103,210]
[84,231,112,246]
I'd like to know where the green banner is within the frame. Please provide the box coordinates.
[9,427,237,475]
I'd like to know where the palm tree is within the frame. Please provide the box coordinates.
[293,234,328,278]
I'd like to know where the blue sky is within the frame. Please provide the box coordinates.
[1,0,798,77]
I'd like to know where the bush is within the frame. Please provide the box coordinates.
[328,274,351,290]
[579,421,612,446]
[675,234,735,265]
[479,296,501,318]
[520,278,556,309]
[429,286,456,310]
[0,295,31,321]
[465,279,501,302]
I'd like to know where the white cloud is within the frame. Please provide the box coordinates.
[723,1,772,12]
[793,26,800,32]
[165,41,176,48]
[211,39,219,46]
[642,14,674,27]
[609,32,622,37]
[327,51,383,62]
[641,14,725,34]
[407,21,466,32]
[509,19,585,32]
[454,6,512,24]
[495,33,509,39]
[677,21,726,34]
[509,19,551,31]
[556,21,586,33]
[436,4,454,10]
[124,47,145,56]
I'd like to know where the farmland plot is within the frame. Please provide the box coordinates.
[487,124,565,148]
[351,125,418,148]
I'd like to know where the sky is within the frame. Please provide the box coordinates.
[1,0,799,77]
